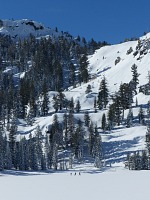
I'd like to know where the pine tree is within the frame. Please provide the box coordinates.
[57,91,66,110]
[146,123,150,156]
[75,100,81,113]
[97,76,109,109]
[131,64,140,93]
[147,100,150,119]
[35,125,43,170]
[141,150,148,170]
[101,113,106,132]
[107,104,115,130]
[138,106,145,125]
[63,113,68,147]
[118,83,133,118]
[88,122,95,156]
[28,133,38,170]
[113,94,122,126]
[41,81,49,116]
[68,97,74,113]
[84,111,90,127]
[68,112,74,149]
[79,54,89,83]
[94,97,97,113]
[0,122,4,170]
[73,119,84,159]
[85,84,92,94]
[53,95,59,113]
[93,125,103,168]
[9,115,17,167]
[126,108,133,128]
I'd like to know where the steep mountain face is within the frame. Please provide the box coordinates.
[0,19,59,40]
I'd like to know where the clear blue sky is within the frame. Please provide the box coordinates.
[1,0,150,44]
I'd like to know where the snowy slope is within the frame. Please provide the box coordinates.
[14,33,150,166]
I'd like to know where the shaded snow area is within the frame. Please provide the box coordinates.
[0,166,150,200]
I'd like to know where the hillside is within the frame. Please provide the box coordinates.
[17,32,150,164]
[0,19,150,172]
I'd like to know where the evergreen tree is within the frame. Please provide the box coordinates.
[73,119,84,159]
[147,100,150,119]
[41,81,49,116]
[88,122,95,156]
[131,64,140,93]
[57,91,66,110]
[85,84,92,94]
[35,125,43,170]
[0,122,4,170]
[93,125,103,168]
[101,113,106,132]
[107,104,115,130]
[126,108,133,128]
[68,97,74,113]
[146,123,150,156]
[79,54,89,83]
[118,83,133,118]
[84,111,90,127]
[67,112,74,149]
[138,106,145,125]
[9,115,17,167]
[53,95,59,113]
[97,77,109,109]
[94,97,97,113]
[75,100,81,113]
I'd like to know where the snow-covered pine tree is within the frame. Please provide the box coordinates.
[75,99,81,113]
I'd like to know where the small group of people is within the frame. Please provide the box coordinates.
[70,172,81,176]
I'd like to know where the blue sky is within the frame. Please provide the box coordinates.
[1,0,150,43]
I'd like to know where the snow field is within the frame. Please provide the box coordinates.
[0,167,150,200]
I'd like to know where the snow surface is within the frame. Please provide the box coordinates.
[0,166,150,200]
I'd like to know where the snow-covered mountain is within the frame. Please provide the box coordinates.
[0,19,60,40]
